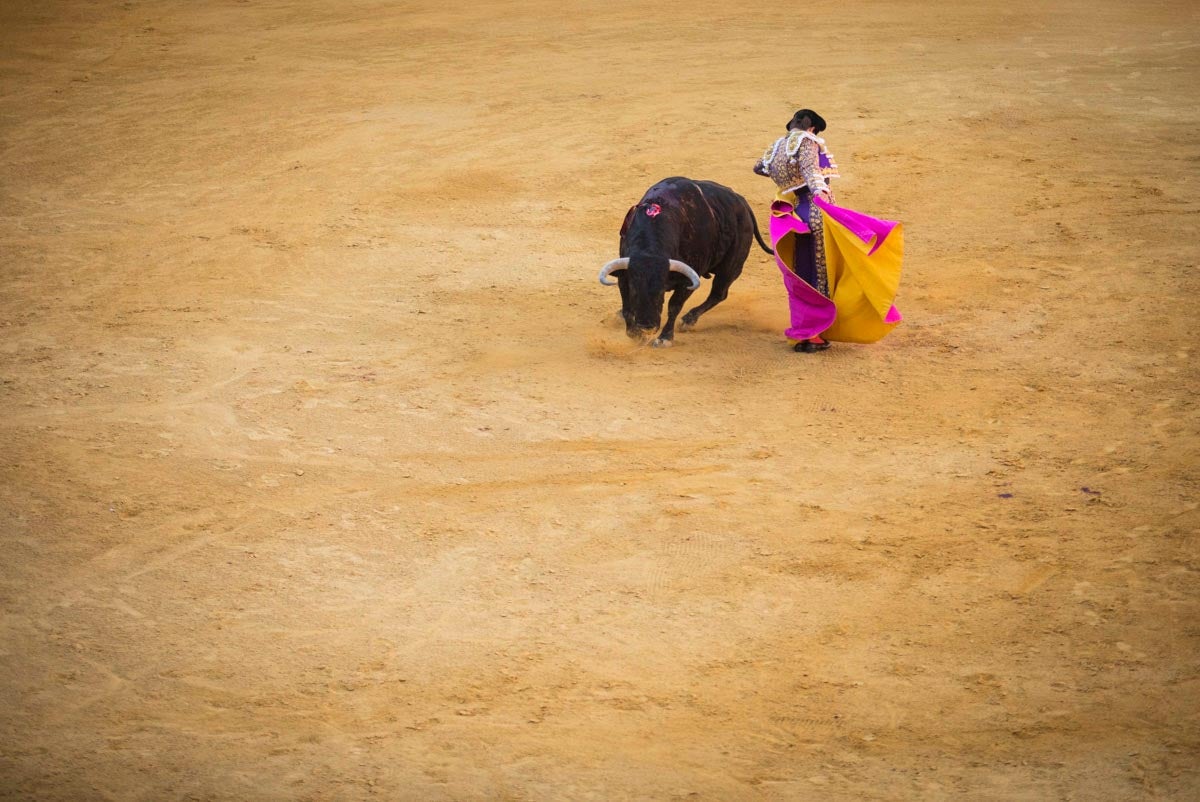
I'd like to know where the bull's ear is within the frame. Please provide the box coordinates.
[619,205,637,237]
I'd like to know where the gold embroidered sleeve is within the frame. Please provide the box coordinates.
[796,139,827,196]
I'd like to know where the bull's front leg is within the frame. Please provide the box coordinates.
[653,286,695,347]
[681,267,737,330]
[617,273,633,326]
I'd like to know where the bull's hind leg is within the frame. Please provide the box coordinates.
[680,265,741,330]
[654,286,695,347]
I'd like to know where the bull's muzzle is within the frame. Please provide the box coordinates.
[626,325,658,342]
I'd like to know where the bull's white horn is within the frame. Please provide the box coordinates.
[598,258,629,286]
[668,260,701,290]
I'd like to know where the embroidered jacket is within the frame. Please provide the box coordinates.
[755,130,839,197]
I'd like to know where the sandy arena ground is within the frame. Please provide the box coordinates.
[1,1,1198,799]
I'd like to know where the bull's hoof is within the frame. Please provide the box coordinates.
[678,320,696,332]
[651,338,674,348]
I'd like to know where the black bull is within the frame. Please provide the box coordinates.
[598,177,773,346]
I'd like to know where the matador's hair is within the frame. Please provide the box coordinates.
[787,109,827,134]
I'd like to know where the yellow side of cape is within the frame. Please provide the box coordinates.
[821,216,904,343]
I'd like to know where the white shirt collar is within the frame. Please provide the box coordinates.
[788,129,825,146]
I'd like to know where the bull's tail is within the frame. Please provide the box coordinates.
[746,202,774,256]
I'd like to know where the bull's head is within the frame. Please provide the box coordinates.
[598,256,700,340]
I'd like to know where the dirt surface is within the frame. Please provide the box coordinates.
[2,1,1198,799]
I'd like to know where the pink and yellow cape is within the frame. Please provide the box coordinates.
[769,193,903,343]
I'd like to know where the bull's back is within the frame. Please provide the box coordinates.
[638,176,690,204]
[625,177,753,272]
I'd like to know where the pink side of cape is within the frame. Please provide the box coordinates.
[768,206,836,341]
[813,195,899,257]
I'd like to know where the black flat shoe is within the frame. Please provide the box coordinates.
[794,339,831,353]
